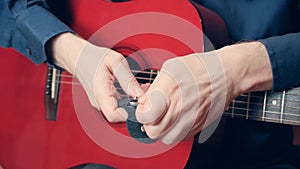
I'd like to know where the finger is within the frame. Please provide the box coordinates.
[96,76,126,123]
[136,72,175,125]
[136,89,167,124]
[161,118,192,145]
[140,83,151,92]
[107,54,144,98]
[112,85,122,100]
[142,110,176,139]
[100,95,127,123]
[141,90,181,139]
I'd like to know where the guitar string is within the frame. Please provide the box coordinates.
[52,73,300,111]
[49,70,300,124]
[51,77,300,97]
[51,76,300,110]
[54,71,300,95]
[54,71,153,77]
[54,74,300,94]
[54,69,159,78]
[225,106,300,118]
[51,78,300,110]
[52,70,300,92]
[223,112,300,125]
[238,94,300,103]
[117,88,300,113]
[52,78,300,106]
[55,74,156,81]
[223,111,300,124]
[233,95,300,105]
[114,91,300,115]
[114,88,300,111]
[49,79,300,119]
[53,75,300,97]
[230,99,300,111]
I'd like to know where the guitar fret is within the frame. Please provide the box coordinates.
[233,95,248,118]
[231,100,235,118]
[265,91,282,122]
[283,89,300,123]
[262,91,267,121]
[280,90,286,123]
[246,93,250,119]
[224,88,300,126]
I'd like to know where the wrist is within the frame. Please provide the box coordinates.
[47,32,87,74]
[217,42,273,95]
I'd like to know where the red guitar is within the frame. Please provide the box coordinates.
[0,0,230,168]
[1,0,300,168]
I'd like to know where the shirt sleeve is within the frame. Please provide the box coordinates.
[0,0,74,64]
[259,33,300,91]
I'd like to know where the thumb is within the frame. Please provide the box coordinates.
[136,88,167,125]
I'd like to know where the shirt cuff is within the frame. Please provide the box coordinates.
[259,33,300,91]
[14,4,74,64]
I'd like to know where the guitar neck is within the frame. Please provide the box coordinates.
[128,69,300,126]
[224,88,300,126]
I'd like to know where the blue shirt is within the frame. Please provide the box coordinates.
[197,0,300,91]
[0,0,73,64]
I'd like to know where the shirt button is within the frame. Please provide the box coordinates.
[26,48,32,55]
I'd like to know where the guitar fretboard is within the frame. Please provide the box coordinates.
[116,69,300,126]
[224,89,300,126]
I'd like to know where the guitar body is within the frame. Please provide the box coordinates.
[0,48,191,169]
[0,0,217,168]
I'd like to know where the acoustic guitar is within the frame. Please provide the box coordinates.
[0,0,299,169]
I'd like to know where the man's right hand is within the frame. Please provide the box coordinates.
[48,32,144,122]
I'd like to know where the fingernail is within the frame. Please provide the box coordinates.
[117,108,128,119]
[137,95,146,104]
[135,88,144,97]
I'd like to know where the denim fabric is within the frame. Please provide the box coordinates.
[0,0,73,64]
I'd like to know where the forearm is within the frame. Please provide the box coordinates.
[218,32,300,95]
[47,32,87,74]
[217,41,273,96]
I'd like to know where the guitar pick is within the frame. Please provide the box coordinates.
[119,98,157,144]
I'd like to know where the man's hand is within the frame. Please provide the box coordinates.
[48,33,144,122]
[136,42,273,145]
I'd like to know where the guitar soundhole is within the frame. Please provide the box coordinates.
[110,57,159,141]
[114,56,158,95]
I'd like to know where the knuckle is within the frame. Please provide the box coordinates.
[105,51,124,66]
[162,137,173,145]
[136,112,146,124]
[161,58,184,77]
[105,114,118,123]
[161,58,179,69]
[111,52,124,64]
[144,126,160,139]
[146,130,159,140]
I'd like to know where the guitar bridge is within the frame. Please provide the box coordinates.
[44,66,62,121]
